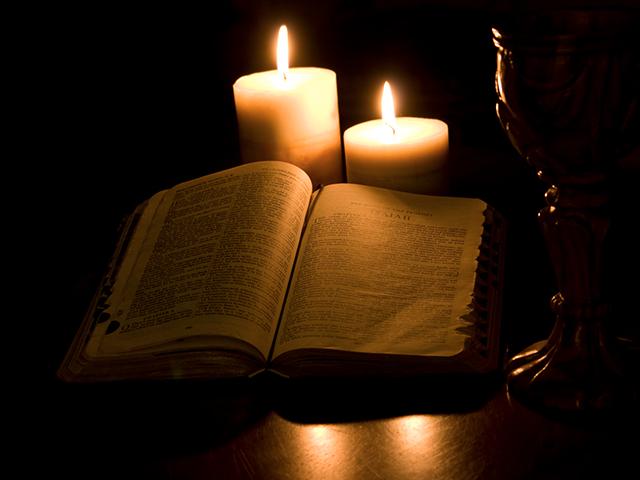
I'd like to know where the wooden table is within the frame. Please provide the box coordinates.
[37,371,639,479]
[35,148,639,478]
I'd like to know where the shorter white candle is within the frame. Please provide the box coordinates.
[233,26,342,187]
[344,81,449,194]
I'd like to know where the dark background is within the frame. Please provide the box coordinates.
[17,0,639,477]
[36,0,638,371]
[35,0,540,378]
[27,0,638,403]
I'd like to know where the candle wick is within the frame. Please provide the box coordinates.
[385,122,396,136]
[282,71,287,82]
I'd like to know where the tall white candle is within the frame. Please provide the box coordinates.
[233,26,342,187]
[344,81,449,194]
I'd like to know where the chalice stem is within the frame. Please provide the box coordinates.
[507,183,625,410]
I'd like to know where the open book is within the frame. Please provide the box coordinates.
[58,161,505,382]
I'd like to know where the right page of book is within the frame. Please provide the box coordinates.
[272,183,486,359]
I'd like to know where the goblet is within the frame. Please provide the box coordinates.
[492,9,639,412]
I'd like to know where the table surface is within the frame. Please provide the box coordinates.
[33,149,639,480]
[24,2,640,478]
[36,371,640,479]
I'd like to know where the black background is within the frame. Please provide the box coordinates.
[32,0,533,379]
[23,0,638,390]
[18,0,638,398]
[14,1,639,476]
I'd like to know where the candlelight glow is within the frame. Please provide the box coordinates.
[382,81,398,134]
[293,424,355,478]
[277,25,289,80]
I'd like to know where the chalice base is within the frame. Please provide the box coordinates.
[506,327,635,414]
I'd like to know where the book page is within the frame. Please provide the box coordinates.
[93,161,312,359]
[273,183,486,359]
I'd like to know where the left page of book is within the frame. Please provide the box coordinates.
[87,161,312,362]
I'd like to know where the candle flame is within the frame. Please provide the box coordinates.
[381,81,397,135]
[277,25,289,81]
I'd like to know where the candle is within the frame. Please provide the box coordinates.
[233,25,343,187]
[344,81,449,194]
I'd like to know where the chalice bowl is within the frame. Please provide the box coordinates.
[493,9,639,412]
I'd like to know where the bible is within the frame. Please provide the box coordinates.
[58,160,505,382]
